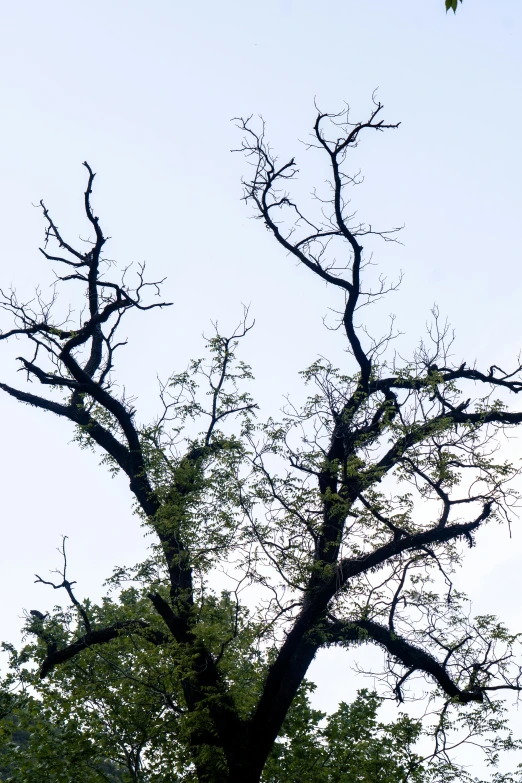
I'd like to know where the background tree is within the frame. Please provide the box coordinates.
[1,99,522,782]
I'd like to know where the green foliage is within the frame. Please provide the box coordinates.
[264,687,425,783]
[3,675,521,783]
[3,330,522,780]
[0,695,128,782]
[446,0,463,12]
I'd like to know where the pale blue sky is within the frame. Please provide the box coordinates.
[0,0,521,772]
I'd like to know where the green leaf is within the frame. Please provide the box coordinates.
[445,0,462,13]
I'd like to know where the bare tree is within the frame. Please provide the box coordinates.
[1,102,522,783]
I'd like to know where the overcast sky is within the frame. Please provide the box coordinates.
[1,0,521,773]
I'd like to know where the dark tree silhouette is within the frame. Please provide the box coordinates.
[1,100,521,783]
